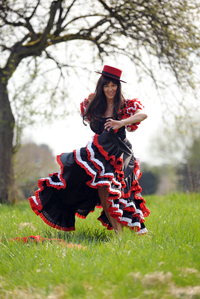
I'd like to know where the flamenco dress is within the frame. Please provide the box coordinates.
[29,97,150,233]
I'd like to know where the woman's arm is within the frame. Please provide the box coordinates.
[104,110,147,131]
[120,109,147,126]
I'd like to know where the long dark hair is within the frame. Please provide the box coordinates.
[83,75,124,127]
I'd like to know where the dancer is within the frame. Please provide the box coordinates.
[29,65,150,234]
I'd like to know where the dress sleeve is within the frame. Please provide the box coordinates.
[121,98,144,132]
[80,93,94,122]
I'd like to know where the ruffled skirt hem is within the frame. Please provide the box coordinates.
[29,130,150,232]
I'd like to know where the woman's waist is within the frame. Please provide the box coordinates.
[121,137,132,149]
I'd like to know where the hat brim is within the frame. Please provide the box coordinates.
[95,71,127,83]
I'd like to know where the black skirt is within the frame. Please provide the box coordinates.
[29,129,150,233]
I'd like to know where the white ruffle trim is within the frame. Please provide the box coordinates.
[136,228,148,235]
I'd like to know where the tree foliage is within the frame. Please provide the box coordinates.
[1,0,200,86]
[14,142,57,199]
[150,115,200,163]
[139,169,159,195]
[150,115,200,193]
[177,138,200,192]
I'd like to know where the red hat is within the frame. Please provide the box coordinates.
[95,65,127,83]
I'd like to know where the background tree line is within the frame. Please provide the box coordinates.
[14,135,200,198]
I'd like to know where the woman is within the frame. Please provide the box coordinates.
[29,65,150,234]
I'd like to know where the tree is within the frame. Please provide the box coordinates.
[150,114,200,165]
[150,113,200,193]
[0,0,200,202]
[140,163,160,195]
[177,138,200,192]
[14,142,57,199]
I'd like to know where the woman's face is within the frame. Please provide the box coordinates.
[103,81,118,102]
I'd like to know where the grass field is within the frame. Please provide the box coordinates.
[0,193,200,299]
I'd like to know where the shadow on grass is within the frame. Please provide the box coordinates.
[42,227,113,245]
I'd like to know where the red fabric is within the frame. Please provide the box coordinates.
[39,213,75,231]
[119,99,144,132]
[29,153,67,224]
[6,235,86,248]
[97,213,113,230]
[75,213,87,219]
[102,65,122,78]
[80,94,94,120]
[93,134,116,167]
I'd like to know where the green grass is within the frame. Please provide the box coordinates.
[0,193,200,299]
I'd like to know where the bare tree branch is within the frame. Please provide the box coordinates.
[26,0,41,21]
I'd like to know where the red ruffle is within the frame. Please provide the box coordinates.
[125,98,144,109]
[6,235,85,248]
[86,143,116,183]
[29,153,72,231]
[75,210,95,219]
[28,196,41,215]
[80,101,85,117]
[86,143,101,175]
[80,98,88,117]
[56,154,67,188]
[97,212,113,230]
[36,153,66,192]
[73,149,120,197]
[122,178,150,218]
[29,153,67,219]
[80,94,94,121]
[40,212,75,231]
[96,204,102,209]
[75,213,86,219]
[93,134,116,167]
[118,99,144,132]
[120,222,140,232]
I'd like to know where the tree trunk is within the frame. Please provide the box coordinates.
[0,74,15,203]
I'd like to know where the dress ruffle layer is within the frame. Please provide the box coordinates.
[29,130,150,232]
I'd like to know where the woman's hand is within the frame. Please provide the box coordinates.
[104,111,147,131]
[104,119,124,131]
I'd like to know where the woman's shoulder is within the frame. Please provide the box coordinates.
[119,98,144,117]
[80,93,95,119]
[119,98,144,132]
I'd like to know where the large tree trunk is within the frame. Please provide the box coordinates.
[0,74,15,203]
